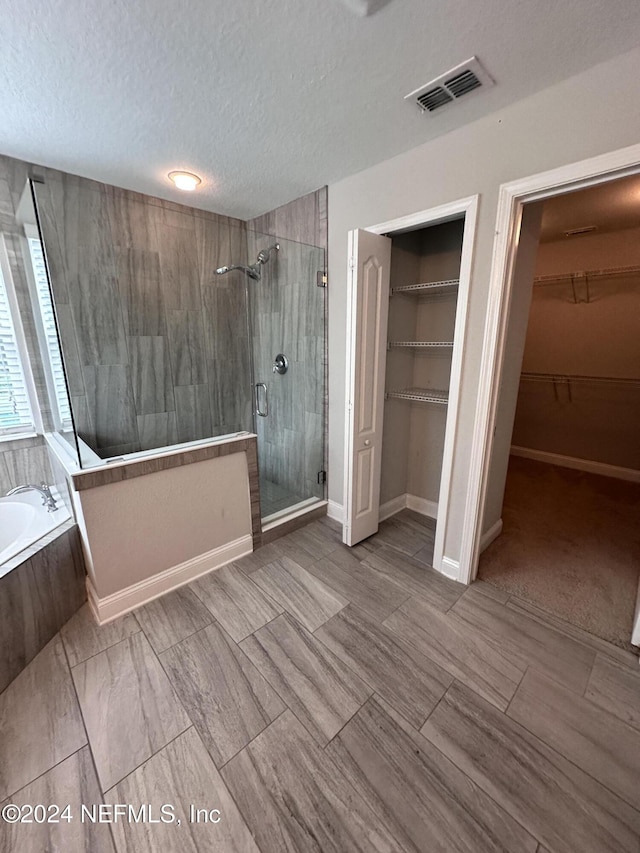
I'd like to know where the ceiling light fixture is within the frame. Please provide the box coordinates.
[168,170,202,191]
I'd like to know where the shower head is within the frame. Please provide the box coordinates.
[215,243,280,281]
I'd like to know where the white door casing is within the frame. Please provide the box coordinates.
[633,583,640,647]
[459,141,640,647]
[343,229,391,545]
[366,196,478,577]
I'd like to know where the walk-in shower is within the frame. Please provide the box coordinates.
[215,243,280,281]
[27,176,326,526]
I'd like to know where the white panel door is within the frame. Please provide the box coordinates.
[343,229,391,546]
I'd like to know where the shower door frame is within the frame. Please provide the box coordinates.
[246,230,328,526]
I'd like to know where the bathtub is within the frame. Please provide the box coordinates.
[0,490,69,573]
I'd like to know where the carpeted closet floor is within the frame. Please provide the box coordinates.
[479,456,640,652]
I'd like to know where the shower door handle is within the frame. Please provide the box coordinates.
[256,383,268,417]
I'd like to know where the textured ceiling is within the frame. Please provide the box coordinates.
[2,0,640,219]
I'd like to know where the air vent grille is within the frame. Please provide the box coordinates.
[417,87,453,112]
[406,56,493,114]
[445,69,482,98]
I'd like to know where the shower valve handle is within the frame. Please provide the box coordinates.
[272,353,288,375]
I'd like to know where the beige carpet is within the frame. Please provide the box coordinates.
[479,456,640,651]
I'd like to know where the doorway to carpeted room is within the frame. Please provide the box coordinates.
[479,456,640,652]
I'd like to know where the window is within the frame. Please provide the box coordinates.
[0,236,37,438]
[24,232,73,430]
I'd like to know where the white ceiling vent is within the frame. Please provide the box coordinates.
[405,57,494,114]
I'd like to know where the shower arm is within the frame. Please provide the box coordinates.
[215,264,261,280]
[215,243,279,281]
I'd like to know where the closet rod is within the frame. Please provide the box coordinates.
[533,264,640,286]
[520,372,640,387]
[520,372,640,403]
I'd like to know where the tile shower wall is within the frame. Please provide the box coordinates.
[1,145,327,497]
[248,234,325,501]
[0,155,54,493]
[248,186,328,251]
[248,188,328,506]
[33,173,253,458]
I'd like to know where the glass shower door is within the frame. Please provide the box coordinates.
[247,231,325,520]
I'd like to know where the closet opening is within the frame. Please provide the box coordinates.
[379,219,464,567]
[479,175,640,652]
[343,196,477,580]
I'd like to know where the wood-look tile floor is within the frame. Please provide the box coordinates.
[1,510,640,853]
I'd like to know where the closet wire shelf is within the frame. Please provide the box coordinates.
[533,264,640,304]
[521,372,640,387]
[388,341,454,349]
[392,279,459,297]
[520,372,640,402]
[385,388,449,405]
[533,265,640,286]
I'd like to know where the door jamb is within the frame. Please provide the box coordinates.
[362,194,479,575]
[460,142,640,587]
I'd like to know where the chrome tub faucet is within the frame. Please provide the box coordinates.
[5,482,58,512]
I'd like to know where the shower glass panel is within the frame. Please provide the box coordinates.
[31,176,253,465]
[17,180,81,466]
[247,230,326,520]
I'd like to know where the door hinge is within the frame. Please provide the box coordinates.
[317,270,327,288]
[317,470,327,485]
[348,256,355,270]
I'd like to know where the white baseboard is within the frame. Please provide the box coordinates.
[511,446,640,483]
[379,494,407,522]
[327,500,345,523]
[406,494,439,520]
[87,534,253,625]
[480,518,503,553]
[440,556,461,582]
[379,493,438,523]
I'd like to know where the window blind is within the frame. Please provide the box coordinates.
[26,237,72,430]
[0,258,36,436]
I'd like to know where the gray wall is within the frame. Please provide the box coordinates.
[33,172,252,458]
[0,156,54,493]
[328,45,640,564]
